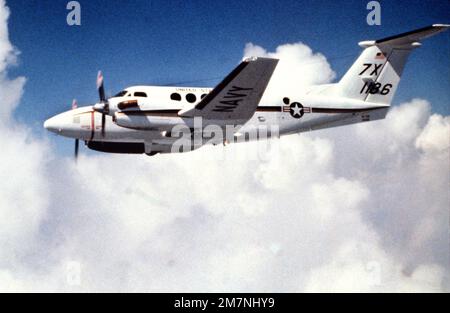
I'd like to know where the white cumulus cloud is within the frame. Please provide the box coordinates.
[243,42,336,104]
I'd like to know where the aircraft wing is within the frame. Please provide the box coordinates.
[178,57,278,124]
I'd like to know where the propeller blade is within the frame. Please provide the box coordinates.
[71,100,80,160]
[96,71,108,137]
[97,70,106,102]
[101,112,106,137]
[74,139,79,160]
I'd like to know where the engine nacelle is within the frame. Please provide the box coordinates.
[114,111,182,130]
[87,141,145,154]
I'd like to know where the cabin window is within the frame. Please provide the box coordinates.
[170,93,182,101]
[134,92,147,97]
[113,90,127,97]
[186,93,197,103]
[201,93,207,99]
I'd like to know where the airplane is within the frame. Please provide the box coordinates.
[44,24,449,158]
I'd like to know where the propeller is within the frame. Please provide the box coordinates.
[93,70,108,137]
[72,99,79,161]
[74,137,79,160]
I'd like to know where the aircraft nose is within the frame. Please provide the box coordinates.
[44,116,62,133]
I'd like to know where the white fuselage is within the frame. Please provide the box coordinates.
[44,85,388,154]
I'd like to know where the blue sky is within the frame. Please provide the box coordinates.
[6,0,450,132]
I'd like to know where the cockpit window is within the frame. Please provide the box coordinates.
[134,92,147,97]
[113,90,127,97]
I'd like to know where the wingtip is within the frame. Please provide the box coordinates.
[432,24,450,28]
[242,56,258,62]
[242,56,280,63]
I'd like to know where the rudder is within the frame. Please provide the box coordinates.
[333,24,449,105]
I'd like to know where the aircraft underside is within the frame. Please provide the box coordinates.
[80,105,389,155]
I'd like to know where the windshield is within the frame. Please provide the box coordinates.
[113,90,127,97]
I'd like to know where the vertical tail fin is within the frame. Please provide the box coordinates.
[334,24,449,105]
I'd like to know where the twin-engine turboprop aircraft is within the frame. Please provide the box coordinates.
[44,25,449,158]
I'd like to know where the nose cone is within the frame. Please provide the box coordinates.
[44,110,77,136]
[44,106,95,140]
[44,116,62,133]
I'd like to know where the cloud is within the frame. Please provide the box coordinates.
[0,0,17,73]
[0,1,448,292]
[0,0,50,291]
[0,1,24,124]
[243,42,336,104]
[416,114,450,153]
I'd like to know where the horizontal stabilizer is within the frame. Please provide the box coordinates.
[359,24,450,47]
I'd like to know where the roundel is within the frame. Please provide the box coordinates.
[290,102,304,119]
